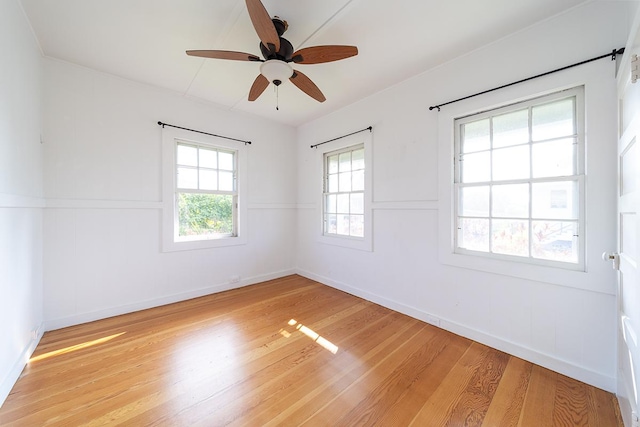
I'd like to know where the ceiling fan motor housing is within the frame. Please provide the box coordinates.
[260,37,294,61]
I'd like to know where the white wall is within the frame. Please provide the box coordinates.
[42,59,298,329]
[296,1,633,392]
[0,0,44,406]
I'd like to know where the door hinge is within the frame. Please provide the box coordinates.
[632,54,638,84]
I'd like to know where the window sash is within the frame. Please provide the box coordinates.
[176,142,237,194]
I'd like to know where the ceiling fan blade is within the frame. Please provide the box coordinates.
[248,74,270,101]
[186,50,262,62]
[245,0,280,53]
[290,70,326,103]
[291,46,358,64]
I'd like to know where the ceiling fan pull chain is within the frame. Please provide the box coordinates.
[276,85,279,111]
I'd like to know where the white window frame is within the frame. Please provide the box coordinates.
[453,87,585,271]
[317,131,372,251]
[435,67,615,292]
[323,144,365,238]
[162,127,247,252]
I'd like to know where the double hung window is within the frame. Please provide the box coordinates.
[174,141,237,240]
[454,87,584,268]
[323,144,365,238]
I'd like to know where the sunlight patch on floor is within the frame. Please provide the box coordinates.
[29,332,126,363]
[280,319,339,354]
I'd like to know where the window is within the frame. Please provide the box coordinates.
[323,144,365,238]
[161,127,247,252]
[454,87,584,268]
[175,142,237,240]
[316,131,372,252]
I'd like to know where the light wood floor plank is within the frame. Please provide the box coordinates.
[0,275,623,426]
[518,364,558,427]
[481,356,533,427]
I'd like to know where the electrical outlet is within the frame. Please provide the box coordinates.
[230,275,240,284]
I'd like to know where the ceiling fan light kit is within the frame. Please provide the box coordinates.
[186,0,358,106]
[260,60,293,86]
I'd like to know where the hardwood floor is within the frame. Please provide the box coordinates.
[0,275,622,426]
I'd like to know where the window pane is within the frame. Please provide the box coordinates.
[177,145,198,166]
[492,145,529,181]
[458,218,490,252]
[459,186,489,217]
[328,155,339,174]
[461,151,490,183]
[337,194,349,214]
[532,181,577,220]
[532,138,574,178]
[352,149,364,170]
[177,193,233,236]
[493,109,529,148]
[325,194,337,214]
[491,219,529,257]
[532,98,574,141]
[328,174,338,192]
[199,169,217,190]
[532,221,578,263]
[351,193,364,214]
[492,184,529,218]
[199,149,217,169]
[350,215,364,237]
[325,214,337,234]
[219,171,233,191]
[339,152,351,172]
[177,167,197,189]
[337,214,350,235]
[339,172,351,192]
[219,151,234,171]
[462,119,490,153]
[352,170,364,191]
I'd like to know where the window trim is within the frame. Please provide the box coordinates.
[435,74,610,291]
[317,131,372,251]
[162,127,247,252]
[452,87,586,271]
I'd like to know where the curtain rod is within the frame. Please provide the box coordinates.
[310,126,373,149]
[429,47,625,112]
[157,121,251,145]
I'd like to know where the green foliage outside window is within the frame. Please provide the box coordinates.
[178,193,233,236]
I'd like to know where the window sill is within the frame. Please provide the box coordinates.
[162,233,247,252]
[318,234,372,252]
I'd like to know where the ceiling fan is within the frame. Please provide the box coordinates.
[186,0,358,104]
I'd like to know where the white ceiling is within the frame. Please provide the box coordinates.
[20,0,589,127]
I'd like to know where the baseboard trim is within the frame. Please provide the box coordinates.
[44,269,296,331]
[0,322,44,408]
[296,268,616,393]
